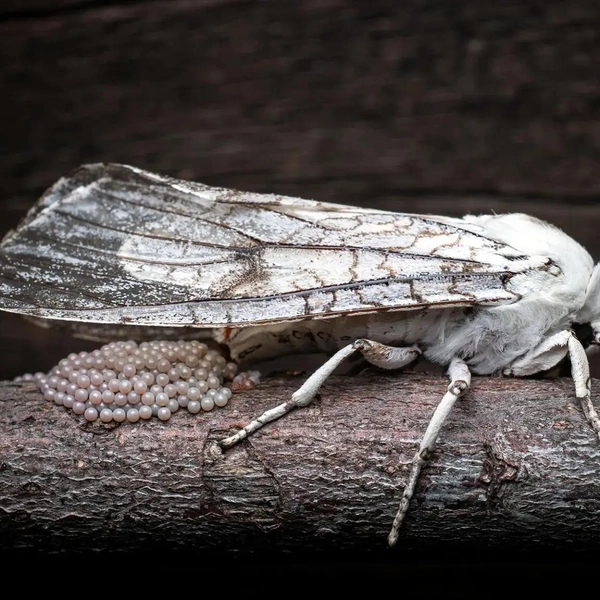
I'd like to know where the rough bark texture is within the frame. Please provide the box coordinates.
[2,372,600,554]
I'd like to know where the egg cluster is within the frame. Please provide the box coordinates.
[17,339,256,423]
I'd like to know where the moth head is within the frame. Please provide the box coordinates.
[574,263,600,348]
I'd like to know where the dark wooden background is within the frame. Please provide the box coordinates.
[0,0,599,381]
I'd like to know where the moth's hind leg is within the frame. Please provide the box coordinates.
[218,340,421,449]
[388,357,471,547]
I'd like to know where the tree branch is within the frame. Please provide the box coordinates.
[1,372,600,554]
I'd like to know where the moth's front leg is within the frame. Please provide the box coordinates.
[504,330,600,441]
[503,330,572,377]
[218,341,421,449]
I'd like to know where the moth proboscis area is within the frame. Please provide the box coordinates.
[1,163,599,547]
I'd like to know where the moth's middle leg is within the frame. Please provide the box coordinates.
[218,340,421,449]
[388,356,470,547]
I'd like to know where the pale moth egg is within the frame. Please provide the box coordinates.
[18,340,241,423]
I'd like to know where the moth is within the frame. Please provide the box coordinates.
[1,163,599,546]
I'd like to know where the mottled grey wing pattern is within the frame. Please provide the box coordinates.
[0,163,538,327]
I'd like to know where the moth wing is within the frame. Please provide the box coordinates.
[0,163,547,327]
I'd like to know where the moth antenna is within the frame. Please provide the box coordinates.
[388,357,471,547]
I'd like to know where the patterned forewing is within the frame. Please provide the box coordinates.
[0,164,542,326]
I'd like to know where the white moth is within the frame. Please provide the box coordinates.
[1,163,599,546]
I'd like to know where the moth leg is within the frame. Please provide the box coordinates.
[566,334,600,441]
[388,357,470,548]
[503,330,571,377]
[219,340,421,449]
[505,330,600,442]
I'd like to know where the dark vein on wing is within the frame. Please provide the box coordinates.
[406,214,530,257]
[216,201,331,227]
[97,189,266,244]
[0,253,194,301]
[207,200,523,254]
[26,233,238,268]
[61,186,525,257]
[0,270,123,307]
[0,265,515,312]
[33,208,517,271]
[5,296,512,325]
[51,208,250,249]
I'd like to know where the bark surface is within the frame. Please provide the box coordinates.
[2,372,600,554]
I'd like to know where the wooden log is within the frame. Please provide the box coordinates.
[2,372,600,554]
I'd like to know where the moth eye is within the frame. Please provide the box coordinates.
[547,264,562,276]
